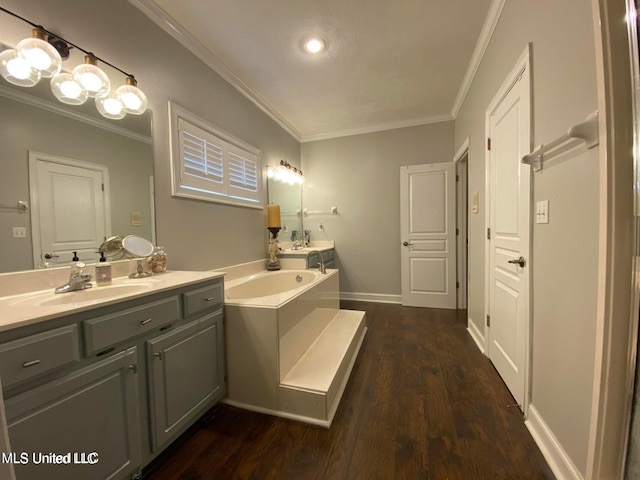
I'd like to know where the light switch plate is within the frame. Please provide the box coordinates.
[472,191,479,214]
[536,200,549,224]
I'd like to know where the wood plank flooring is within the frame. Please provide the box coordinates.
[144,301,554,480]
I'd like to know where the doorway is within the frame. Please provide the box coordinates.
[484,46,532,410]
[455,140,469,310]
[29,151,111,268]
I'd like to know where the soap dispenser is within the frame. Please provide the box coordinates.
[95,252,112,286]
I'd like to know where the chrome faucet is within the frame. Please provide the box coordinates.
[308,250,326,274]
[55,262,93,294]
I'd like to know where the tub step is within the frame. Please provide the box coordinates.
[278,309,366,426]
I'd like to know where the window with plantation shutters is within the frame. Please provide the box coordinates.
[170,102,263,208]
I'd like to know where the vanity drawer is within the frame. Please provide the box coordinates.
[183,281,223,318]
[0,325,80,388]
[84,296,180,355]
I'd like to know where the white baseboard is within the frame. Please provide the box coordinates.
[340,292,402,304]
[467,317,485,354]
[221,399,331,428]
[525,404,583,480]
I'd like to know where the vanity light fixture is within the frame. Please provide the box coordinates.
[0,6,148,119]
[16,27,62,78]
[267,160,305,185]
[0,48,40,87]
[72,54,110,98]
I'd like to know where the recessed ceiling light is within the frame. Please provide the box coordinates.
[303,37,326,54]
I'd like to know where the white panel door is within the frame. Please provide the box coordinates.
[30,154,109,267]
[400,163,456,309]
[486,56,531,408]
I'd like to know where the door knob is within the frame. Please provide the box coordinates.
[507,256,526,267]
[402,241,412,247]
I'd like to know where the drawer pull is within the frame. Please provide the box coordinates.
[205,297,216,302]
[154,352,163,360]
[22,360,41,368]
[96,347,115,357]
[140,318,152,325]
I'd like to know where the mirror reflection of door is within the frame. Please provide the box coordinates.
[29,152,111,268]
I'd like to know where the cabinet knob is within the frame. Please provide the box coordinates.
[128,364,137,374]
[154,352,163,360]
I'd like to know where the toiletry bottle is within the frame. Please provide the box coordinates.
[95,252,112,286]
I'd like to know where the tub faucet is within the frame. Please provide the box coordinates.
[55,262,93,294]
[308,250,326,274]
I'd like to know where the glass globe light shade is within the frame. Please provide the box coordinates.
[116,76,148,115]
[50,72,88,105]
[96,90,126,120]
[16,29,62,78]
[0,49,40,87]
[266,168,275,179]
[73,55,110,98]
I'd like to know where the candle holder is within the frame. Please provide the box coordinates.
[267,226,281,271]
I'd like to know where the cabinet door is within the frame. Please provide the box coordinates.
[5,348,141,480]
[147,310,225,451]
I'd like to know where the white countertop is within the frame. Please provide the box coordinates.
[0,270,225,333]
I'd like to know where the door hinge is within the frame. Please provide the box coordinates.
[101,183,105,192]
[487,228,491,240]
[456,174,459,182]
[487,137,491,150]
[486,314,491,327]
[456,281,460,289]
[456,228,459,236]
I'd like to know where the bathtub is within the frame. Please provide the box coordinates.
[224,267,366,426]
[224,269,328,307]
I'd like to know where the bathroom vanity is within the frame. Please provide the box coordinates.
[0,269,225,480]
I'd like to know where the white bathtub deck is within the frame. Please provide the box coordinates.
[278,309,367,426]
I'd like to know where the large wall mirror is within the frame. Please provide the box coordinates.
[0,69,154,274]
[266,174,302,241]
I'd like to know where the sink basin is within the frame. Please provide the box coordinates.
[8,283,154,307]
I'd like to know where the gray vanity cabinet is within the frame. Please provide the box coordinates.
[0,275,225,480]
[5,348,141,480]
[147,309,224,451]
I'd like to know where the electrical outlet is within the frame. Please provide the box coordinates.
[12,227,27,238]
[536,200,549,224]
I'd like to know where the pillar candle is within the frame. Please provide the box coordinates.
[267,204,281,227]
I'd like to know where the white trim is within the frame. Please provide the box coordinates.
[221,399,332,428]
[454,138,470,309]
[526,404,584,480]
[339,292,402,304]
[300,114,454,143]
[586,0,637,477]
[484,44,532,410]
[454,137,471,163]
[467,317,485,354]
[0,84,152,145]
[128,0,301,142]
[28,152,112,268]
[451,0,507,118]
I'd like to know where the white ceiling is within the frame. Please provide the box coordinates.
[132,0,498,142]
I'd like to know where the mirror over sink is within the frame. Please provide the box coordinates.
[0,73,154,274]
[266,165,303,242]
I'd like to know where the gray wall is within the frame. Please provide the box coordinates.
[454,0,598,475]
[0,94,153,273]
[0,0,300,272]
[301,122,454,299]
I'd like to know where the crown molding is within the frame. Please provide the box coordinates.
[128,0,302,142]
[300,114,454,143]
[450,0,507,119]
[0,84,152,144]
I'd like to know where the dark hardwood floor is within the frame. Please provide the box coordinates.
[144,301,554,480]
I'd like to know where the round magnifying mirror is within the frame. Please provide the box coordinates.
[122,235,154,278]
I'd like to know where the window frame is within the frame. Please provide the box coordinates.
[169,101,264,209]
